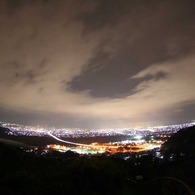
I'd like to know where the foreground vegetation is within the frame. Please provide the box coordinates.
[0,126,195,195]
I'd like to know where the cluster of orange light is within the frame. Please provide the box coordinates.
[48,141,163,154]
[159,135,170,138]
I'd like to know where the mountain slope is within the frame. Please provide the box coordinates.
[161,125,195,158]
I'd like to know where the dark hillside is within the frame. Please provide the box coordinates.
[161,125,195,159]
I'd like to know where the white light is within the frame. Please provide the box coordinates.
[134,135,142,139]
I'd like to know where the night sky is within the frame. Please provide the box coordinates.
[0,0,195,129]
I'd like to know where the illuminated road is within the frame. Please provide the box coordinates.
[47,132,162,154]
[47,132,90,147]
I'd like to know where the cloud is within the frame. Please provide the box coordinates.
[68,0,195,99]
[65,55,195,128]
[0,1,102,109]
[0,0,194,128]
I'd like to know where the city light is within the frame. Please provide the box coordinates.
[0,121,195,155]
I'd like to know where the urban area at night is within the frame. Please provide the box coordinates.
[1,121,194,156]
[0,0,195,194]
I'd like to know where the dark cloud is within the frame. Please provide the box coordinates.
[146,101,195,126]
[5,0,52,10]
[68,0,195,99]
[79,0,166,34]
[1,59,48,85]
[68,49,168,98]
[79,0,127,33]
[173,101,195,124]
[6,0,24,12]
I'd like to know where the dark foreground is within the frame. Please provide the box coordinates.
[1,126,195,195]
